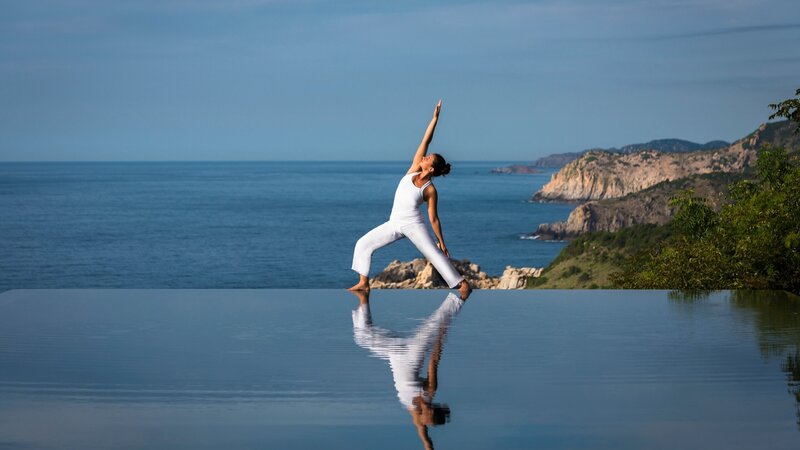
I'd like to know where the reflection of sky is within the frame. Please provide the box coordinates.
[1,1,798,161]
[1,289,800,449]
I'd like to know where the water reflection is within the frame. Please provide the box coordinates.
[350,290,464,450]
[730,290,800,428]
[671,289,800,428]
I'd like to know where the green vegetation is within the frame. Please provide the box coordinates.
[530,224,672,288]
[613,145,800,293]
[531,88,800,293]
[770,88,800,134]
[613,88,800,293]
[561,265,582,278]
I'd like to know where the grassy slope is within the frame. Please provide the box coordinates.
[530,224,673,289]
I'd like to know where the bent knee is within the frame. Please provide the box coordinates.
[354,238,374,254]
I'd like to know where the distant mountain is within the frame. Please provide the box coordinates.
[594,138,730,154]
[530,152,583,168]
[490,164,540,174]
[528,139,730,169]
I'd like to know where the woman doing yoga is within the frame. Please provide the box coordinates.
[348,100,472,300]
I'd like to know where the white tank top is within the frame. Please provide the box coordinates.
[389,172,431,224]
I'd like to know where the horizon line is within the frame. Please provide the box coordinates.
[0,159,533,164]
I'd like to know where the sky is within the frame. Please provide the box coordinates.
[0,0,798,161]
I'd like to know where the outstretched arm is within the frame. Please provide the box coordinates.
[407,100,442,174]
[425,186,450,258]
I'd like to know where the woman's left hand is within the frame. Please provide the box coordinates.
[437,242,450,258]
[433,100,442,119]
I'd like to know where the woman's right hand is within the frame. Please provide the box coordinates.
[433,100,442,119]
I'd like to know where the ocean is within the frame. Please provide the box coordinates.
[0,161,574,290]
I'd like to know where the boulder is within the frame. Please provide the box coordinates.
[370,258,541,290]
[495,266,543,289]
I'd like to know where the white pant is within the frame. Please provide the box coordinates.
[352,221,465,288]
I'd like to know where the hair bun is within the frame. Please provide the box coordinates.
[441,163,451,176]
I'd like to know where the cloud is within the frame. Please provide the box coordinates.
[641,23,800,40]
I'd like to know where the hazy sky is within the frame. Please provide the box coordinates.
[1,0,798,161]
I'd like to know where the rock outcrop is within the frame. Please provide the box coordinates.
[532,145,754,202]
[533,173,738,239]
[495,266,543,289]
[370,258,541,290]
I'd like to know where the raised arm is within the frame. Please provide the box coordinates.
[407,100,442,174]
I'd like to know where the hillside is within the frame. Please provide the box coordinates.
[534,172,742,239]
[531,120,796,238]
[529,224,672,288]
[527,139,729,169]
[597,138,729,154]
[532,145,754,202]
[532,121,794,202]
[530,152,583,168]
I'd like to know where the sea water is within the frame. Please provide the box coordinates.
[0,161,573,290]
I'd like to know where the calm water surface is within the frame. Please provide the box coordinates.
[1,289,799,449]
[0,162,573,290]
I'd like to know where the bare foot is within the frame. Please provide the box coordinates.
[347,289,370,305]
[347,282,370,292]
[457,280,472,301]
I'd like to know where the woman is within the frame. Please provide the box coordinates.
[348,100,472,300]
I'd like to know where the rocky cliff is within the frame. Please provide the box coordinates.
[534,173,739,239]
[532,121,797,237]
[370,258,541,290]
[740,120,800,151]
[532,146,753,202]
[532,121,793,202]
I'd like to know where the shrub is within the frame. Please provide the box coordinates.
[561,265,582,278]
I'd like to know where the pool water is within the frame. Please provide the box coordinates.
[0,289,798,449]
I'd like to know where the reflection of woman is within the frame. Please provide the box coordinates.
[348,101,472,300]
[351,291,464,450]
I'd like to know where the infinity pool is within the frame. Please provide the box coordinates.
[1,289,798,449]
